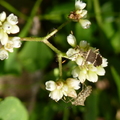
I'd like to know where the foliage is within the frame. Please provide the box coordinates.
[0,0,120,120]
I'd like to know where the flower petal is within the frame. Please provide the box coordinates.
[96,66,105,76]
[66,78,80,90]
[87,71,98,82]
[49,90,63,101]
[45,80,57,91]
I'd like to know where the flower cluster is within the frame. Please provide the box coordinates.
[45,78,80,101]
[69,0,91,29]
[66,34,108,83]
[0,11,21,60]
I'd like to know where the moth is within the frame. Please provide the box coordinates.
[72,86,92,106]
[85,49,102,67]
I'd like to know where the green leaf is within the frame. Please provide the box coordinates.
[0,96,28,120]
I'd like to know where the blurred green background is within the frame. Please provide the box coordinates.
[0,0,120,120]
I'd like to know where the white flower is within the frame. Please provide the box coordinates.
[4,37,21,52]
[77,67,87,83]
[45,80,64,101]
[9,25,19,34]
[96,66,105,76]
[0,29,8,45]
[45,81,57,91]
[7,13,18,25]
[79,19,91,29]
[66,88,77,98]
[66,78,80,90]
[4,40,14,52]
[0,49,9,60]
[0,11,6,22]
[11,37,21,48]
[80,10,87,18]
[87,71,98,82]
[49,89,63,101]
[72,66,80,78]
[67,34,76,47]
[2,21,19,34]
[75,0,86,10]
[76,56,84,65]
[72,64,99,83]
[66,48,79,61]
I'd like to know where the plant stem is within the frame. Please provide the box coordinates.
[58,54,62,78]
[20,20,70,54]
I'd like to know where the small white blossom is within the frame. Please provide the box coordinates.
[9,25,19,34]
[45,80,64,101]
[2,21,19,34]
[12,37,21,48]
[87,71,98,82]
[76,56,84,65]
[2,21,12,34]
[66,88,77,98]
[4,37,21,52]
[79,19,91,29]
[67,34,76,47]
[72,62,107,83]
[7,13,18,25]
[0,11,6,22]
[49,89,63,101]
[75,0,86,10]
[4,40,14,52]
[66,48,79,61]
[80,10,87,18]
[96,66,105,76]
[0,29,8,45]
[45,78,81,101]
[66,78,80,90]
[45,81,57,91]
[0,49,9,60]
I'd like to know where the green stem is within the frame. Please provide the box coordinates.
[58,54,62,78]
[20,20,70,54]
[43,39,61,54]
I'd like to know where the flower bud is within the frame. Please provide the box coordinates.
[75,0,86,10]
[67,34,76,47]
[7,13,18,25]
[79,19,91,29]
[0,11,6,22]
[0,29,8,45]
[12,37,21,48]
[79,40,88,48]
[0,49,9,60]
[45,81,57,91]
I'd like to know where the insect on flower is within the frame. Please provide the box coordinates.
[85,49,102,67]
[71,85,92,106]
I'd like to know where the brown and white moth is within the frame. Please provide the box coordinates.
[85,49,102,67]
[72,86,92,106]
